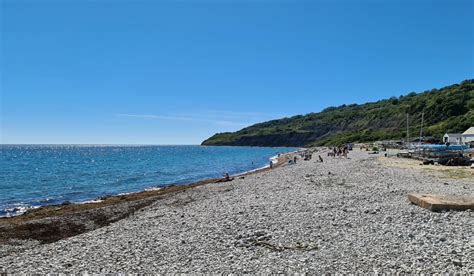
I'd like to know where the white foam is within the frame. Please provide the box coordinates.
[81,199,103,204]
[144,187,162,192]
[2,205,39,218]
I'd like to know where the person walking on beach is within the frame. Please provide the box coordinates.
[293,156,297,164]
[269,161,273,169]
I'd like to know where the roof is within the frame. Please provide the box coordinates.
[462,127,474,135]
[444,133,462,138]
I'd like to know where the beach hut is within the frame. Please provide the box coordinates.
[443,133,462,144]
[461,127,474,144]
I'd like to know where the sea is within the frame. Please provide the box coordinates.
[0,145,297,217]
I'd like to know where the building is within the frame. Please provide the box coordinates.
[443,133,462,144]
[461,127,474,144]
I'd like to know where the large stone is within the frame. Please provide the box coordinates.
[408,193,474,212]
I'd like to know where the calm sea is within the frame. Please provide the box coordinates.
[0,145,296,217]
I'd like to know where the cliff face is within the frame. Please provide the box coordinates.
[202,80,474,147]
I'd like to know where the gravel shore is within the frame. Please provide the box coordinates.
[1,150,473,273]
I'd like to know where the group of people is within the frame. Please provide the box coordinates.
[301,150,324,162]
[223,147,340,182]
[329,145,350,158]
[301,151,312,160]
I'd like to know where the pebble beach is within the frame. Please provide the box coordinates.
[1,150,473,273]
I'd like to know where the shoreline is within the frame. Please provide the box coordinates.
[0,150,303,245]
[1,150,472,273]
[1,149,301,219]
[1,149,472,273]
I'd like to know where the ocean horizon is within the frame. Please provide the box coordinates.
[0,145,297,217]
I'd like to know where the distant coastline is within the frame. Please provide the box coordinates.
[202,80,474,148]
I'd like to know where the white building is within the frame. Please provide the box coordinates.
[462,127,474,144]
[443,133,462,144]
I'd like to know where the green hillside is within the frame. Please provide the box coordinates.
[202,80,474,147]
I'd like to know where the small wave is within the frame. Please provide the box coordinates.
[117,192,134,196]
[80,199,103,204]
[270,155,279,164]
[144,187,162,192]
[1,204,39,218]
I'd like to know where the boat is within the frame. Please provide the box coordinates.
[411,144,471,165]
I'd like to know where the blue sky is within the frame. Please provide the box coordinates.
[1,0,473,144]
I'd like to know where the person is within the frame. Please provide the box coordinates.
[318,155,323,162]
[269,161,273,169]
[293,156,297,164]
[218,172,234,182]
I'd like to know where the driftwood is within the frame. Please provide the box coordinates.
[408,193,474,212]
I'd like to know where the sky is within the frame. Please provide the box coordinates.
[1,0,473,144]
